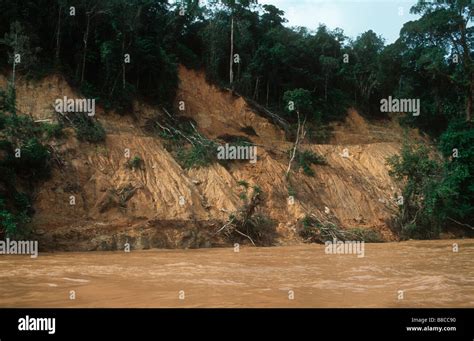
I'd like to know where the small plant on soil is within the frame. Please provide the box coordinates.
[127,155,143,170]
[290,149,327,176]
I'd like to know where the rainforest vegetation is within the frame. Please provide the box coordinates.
[0,0,472,239]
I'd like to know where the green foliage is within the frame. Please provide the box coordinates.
[292,149,327,176]
[0,0,472,241]
[242,213,276,246]
[0,21,39,78]
[299,215,322,242]
[287,185,296,197]
[306,122,332,143]
[387,142,443,239]
[0,87,16,114]
[0,115,5,131]
[237,180,250,201]
[436,120,474,224]
[0,0,470,129]
[387,143,439,185]
[222,184,277,246]
[0,1,179,112]
[4,114,43,141]
[149,113,220,169]
[176,140,218,169]
[0,206,17,237]
[379,1,474,237]
[14,138,50,178]
[175,42,201,70]
[0,86,52,238]
[237,180,249,188]
[252,185,262,195]
[347,30,385,115]
[0,196,31,238]
[127,156,143,170]
[225,212,276,246]
[283,89,314,118]
[71,114,106,143]
[42,122,64,139]
[299,216,341,243]
[3,112,62,142]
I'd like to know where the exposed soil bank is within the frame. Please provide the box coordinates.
[1,67,438,251]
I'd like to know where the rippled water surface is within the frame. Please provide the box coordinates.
[0,239,472,307]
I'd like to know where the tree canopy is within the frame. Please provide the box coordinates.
[0,0,472,237]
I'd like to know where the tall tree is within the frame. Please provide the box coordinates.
[0,21,38,90]
[80,0,108,85]
[407,0,473,122]
[221,0,256,87]
[349,30,384,111]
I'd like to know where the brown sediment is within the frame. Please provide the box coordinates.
[1,67,432,250]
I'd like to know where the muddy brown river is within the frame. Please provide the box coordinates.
[0,239,472,307]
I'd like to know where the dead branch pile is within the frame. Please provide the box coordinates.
[299,214,362,242]
[215,188,277,246]
[243,96,290,137]
[143,107,213,148]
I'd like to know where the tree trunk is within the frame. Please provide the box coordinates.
[81,14,91,85]
[237,57,241,82]
[460,20,473,122]
[12,31,17,89]
[467,79,472,123]
[324,74,328,102]
[12,55,16,88]
[266,80,269,107]
[122,38,126,89]
[55,5,62,65]
[286,111,306,177]
[229,15,234,87]
[253,76,259,100]
[11,58,16,116]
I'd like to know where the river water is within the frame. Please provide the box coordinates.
[0,239,472,307]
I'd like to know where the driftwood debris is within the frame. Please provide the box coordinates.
[244,97,290,137]
[47,144,65,170]
[215,190,262,246]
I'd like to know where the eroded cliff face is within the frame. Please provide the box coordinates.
[1,66,421,251]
